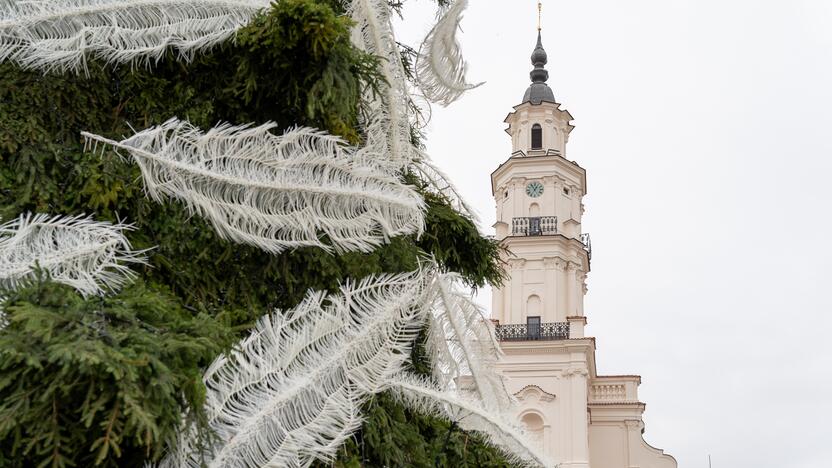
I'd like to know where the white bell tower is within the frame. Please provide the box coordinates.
[489,24,676,468]
[491,30,590,333]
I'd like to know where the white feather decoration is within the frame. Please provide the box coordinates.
[415,0,483,107]
[425,272,512,411]
[386,373,553,467]
[0,213,147,296]
[82,119,425,254]
[411,155,479,220]
[160,270,430,468]
[346,0,478,219]
[0,296,8,330]
[347,0,418,168]
[0,0,269,73]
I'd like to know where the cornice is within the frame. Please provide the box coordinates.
[588,402,646,408]
[500,235,590,271]
[594,374,642,384]
[490,153,587,196]
[499,337,596,355]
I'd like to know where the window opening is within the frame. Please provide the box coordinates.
[527,316,541,339]
[531,124,542,150]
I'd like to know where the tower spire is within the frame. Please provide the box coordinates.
[522,5,554,105]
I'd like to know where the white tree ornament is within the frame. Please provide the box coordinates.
[425,272,512,411]
[161,267,553,467]
[347,0,416,168]
[0,0,270,73]
[386,373,551,468]
[415,0,484,107]
[82,119,425,254]
[0,213,147,296]
[160,270,429,468]
[347,0,479,219]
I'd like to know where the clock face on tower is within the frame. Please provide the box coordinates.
[526,181,544,198]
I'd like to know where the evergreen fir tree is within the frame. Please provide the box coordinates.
[0,1,526,466]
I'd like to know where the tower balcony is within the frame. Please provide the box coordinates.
[512,216,558,236]
[494,321,570,341]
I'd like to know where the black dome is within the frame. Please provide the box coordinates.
[522,31,555,105]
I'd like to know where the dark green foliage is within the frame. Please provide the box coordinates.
[321,393,510,468]
[0,278,232,468]
[0,0,509,466]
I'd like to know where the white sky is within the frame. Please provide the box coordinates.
[395,1,832,466]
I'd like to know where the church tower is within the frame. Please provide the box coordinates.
[490,27,677,468]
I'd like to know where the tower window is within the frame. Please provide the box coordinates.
[531,124,542,150]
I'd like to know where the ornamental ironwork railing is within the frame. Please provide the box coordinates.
[580,232,592,260]
[512,216,557,236]
[494,322,570,341]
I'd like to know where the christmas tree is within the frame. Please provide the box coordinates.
[0,1,548,466]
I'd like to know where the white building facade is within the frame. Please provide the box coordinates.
[490,32,677,468]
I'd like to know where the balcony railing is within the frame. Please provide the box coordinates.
[495,322,570,341]
[512,216,557,236]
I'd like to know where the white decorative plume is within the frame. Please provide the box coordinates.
[159,264,548,467]
[160,270,430,468]
[347,0,416,168]
[386,373,552,467]
[0,213,147,296]
[415,0,483,107]
[0,0,270,73]
[410,155,479,220]
[82,119,425,254]
[425,272,511,410]
[347,0,479,219]
[391,273,551,465]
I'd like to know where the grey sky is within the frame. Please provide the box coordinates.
[395,1,832,466]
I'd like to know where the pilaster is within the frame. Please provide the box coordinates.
[561,366,591,468]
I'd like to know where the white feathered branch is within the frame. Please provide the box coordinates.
[161,266,550,467]
[347,0,479,219]
[160,270,429,468]
[0,0,269,73]
[425,272,512,410]
[347,0,415,168]
[82,119,425,254]
[415,0,483,107]
[0,213,147,296]
[411,272,552,466]
[386,373,552,467]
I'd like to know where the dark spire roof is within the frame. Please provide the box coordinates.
[522,31,555,105]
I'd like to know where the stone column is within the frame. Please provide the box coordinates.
[566,262,580,318]
[513,179,525,219]
[509,258,525,324]
[556,258,568,320]
[492,284,504,323]
[560,367,591,468]
[543,257,558,322]
[542,176,556,218]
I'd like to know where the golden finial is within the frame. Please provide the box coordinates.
[537,1,542,31]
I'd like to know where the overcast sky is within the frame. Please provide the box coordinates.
[395,1,832,466]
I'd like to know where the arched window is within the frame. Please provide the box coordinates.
[520,412,545,447]
[526,295,541,317]
[529,203,540,217]
[531,124,542,150]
